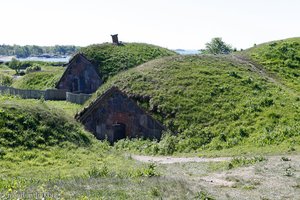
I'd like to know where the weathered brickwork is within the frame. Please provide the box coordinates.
[56,53,102,94]
[76,87,164,143]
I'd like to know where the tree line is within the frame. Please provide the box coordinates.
[0,45,80,58]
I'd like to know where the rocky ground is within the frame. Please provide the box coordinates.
[133,154,300,200]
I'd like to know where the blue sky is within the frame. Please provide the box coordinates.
[1,0,299,49]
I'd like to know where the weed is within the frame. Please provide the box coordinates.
[194,191,215,200]
[87,165,109,178]
[281,157,291,161]
[242,184,256,190]
[133,163,160,177]
[144,163,159,177]
[227,156,266,169]
[149,186,160,197]
[284,165,294,177]
[288,146,296,152]
[260,197,271,200]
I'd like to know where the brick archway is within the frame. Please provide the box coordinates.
[108,112,132,137]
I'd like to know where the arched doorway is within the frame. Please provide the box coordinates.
[112,123,126,141]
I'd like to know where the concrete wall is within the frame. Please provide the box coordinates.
[0,86,45,99]
[66,92,91,105]
[0,86,67,100]
[45,89,67,100]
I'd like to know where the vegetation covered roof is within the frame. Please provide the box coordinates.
[85,54,300,152]
[80,42,177,80]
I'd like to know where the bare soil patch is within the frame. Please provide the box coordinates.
[133,154,300,199]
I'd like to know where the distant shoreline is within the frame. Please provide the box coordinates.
[0,55,70,63]
[174,49,200,55]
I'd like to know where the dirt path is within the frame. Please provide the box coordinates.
[231,55,278,84]
[132,155,231,164]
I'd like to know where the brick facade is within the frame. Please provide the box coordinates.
[76,87,164,143]
[56,53,102,94]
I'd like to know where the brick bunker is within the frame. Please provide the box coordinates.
[76,87,164,143]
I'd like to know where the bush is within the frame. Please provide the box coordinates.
[158,132,177,155]
[87,165,109,178]
[132,163,160,177]
[25,65,41,74]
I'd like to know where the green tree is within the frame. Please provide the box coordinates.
[202,37,233,54]
[15,46,30,58]
[9,58,21,74]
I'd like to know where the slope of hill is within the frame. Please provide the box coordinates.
[11,70,64,90]
[236,37,300,93]
[80,43,177,80]
[0,97,188,199]
[88,55,300,153]
[0,96,90,149]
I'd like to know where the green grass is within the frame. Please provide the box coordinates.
[0,137,197,199]
[0,95,89,149]
[81,42,177,81]
[0,96,198,199]
[0,61,65,90]
[0,64,14,86]
[2,39,300,199]
[237,37,300,93]
[11,70,63,90]
[45,100,82,116]
[86,54,300,154]
[0,146,196,199]
[0,64,14,76]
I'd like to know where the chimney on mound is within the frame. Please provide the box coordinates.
[111,34,119,45]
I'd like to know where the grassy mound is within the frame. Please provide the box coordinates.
[0,96,91,149]
[89,55,300,153]
[81,43,177,80]
[237,37,300,93]
[12,70,63,90]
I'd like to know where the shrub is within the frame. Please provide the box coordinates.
[227,156,266,169]
[87,165,109,178]
[133,163,160,177]
[158,132,177,155]
[25,65,41,74]
[142,163,159,177]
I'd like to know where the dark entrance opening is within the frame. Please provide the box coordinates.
[72,78,79,92]
[112,123,126,142]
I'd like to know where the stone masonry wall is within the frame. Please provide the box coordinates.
[81,90,164,143]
